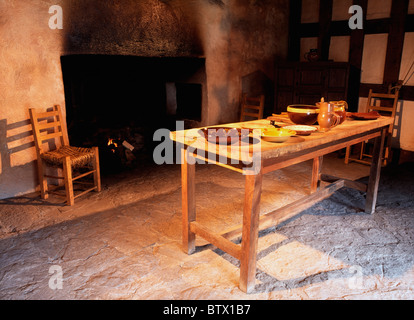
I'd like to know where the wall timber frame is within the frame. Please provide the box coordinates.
[288,0,414,101]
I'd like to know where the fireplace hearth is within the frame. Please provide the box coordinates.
[61,54,206,174]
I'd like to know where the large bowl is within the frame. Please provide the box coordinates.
[287,105,319,125]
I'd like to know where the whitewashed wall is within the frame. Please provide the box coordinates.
[300,0,414,152]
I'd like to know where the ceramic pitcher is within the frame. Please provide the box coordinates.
[329,100,348,124]
[317,98,341,132]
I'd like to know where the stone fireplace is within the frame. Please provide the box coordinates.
[61,54,207,173]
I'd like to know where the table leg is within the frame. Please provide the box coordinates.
[182,147,196,254]
[365,128,386,214]
[239,168,263,293]
[311,156,324,193]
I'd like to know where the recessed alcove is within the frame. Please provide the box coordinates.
[61,54,206,173]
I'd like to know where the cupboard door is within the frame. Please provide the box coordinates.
[298,94,322,105]
[276,91,295,113]
[327,67,348,90]
[298,68,324,87]
[327,92,347,102]
[276,67,295,87]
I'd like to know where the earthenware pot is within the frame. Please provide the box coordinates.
[304,49,319,62]
[287,105,320,125]
[317,100,341,132]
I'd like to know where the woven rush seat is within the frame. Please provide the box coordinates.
[41,146,95,169]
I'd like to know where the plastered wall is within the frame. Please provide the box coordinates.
[0,1,66,199]
[0,0,289,199]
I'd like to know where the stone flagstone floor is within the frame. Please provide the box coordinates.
[0,154,413,300]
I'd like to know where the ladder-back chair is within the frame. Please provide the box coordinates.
[240,94,265,122]
[29,105,101,206]
[345,88,399,166]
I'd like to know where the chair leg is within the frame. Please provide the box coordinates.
[37,158,48,200]
[63,156,75,206]
[92,147,101,192]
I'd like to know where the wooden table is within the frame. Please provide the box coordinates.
[170,116,393,293]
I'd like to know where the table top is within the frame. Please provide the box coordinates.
[170,117,394,161]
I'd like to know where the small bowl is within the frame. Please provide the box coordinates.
[287,105,319,125]
[261,128,296,143]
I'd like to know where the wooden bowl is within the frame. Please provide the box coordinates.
[287,105,320,125]
[198,127,250,144]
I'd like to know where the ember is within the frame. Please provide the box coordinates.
[107,139,118,153]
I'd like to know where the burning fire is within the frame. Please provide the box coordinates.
[108,139,118,153]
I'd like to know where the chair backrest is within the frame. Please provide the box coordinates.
[240,94,265,122]
[29,105,69,154]
[366,89,399,133]
[366,89,399,116]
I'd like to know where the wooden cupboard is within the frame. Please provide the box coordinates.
[274,62,359,114]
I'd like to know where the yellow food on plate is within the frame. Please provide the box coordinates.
[262,128,296,137]
[261,128,296,143]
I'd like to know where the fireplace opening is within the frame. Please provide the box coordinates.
[61,55,206,174]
